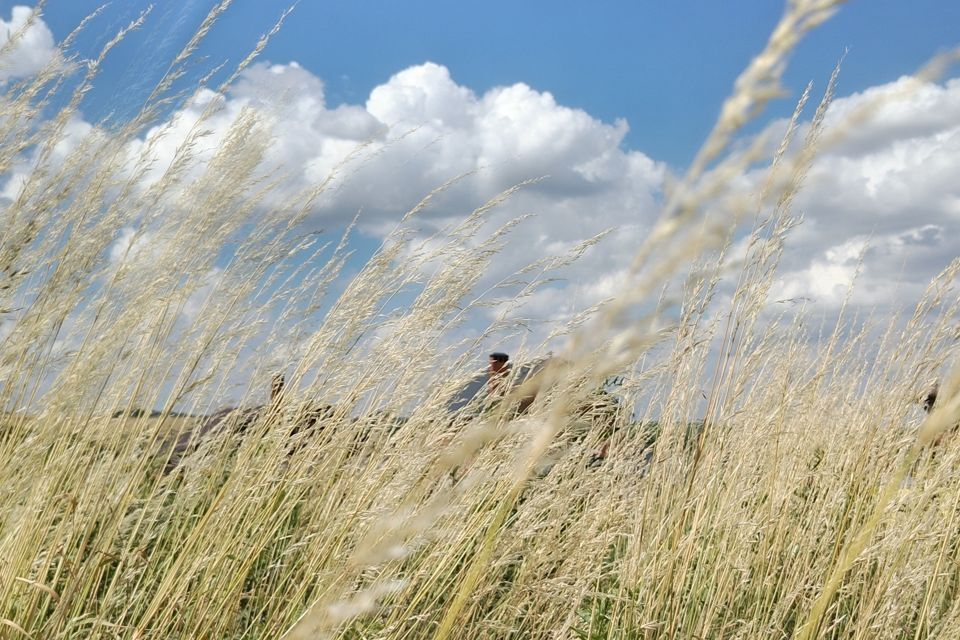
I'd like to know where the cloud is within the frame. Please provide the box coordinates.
[123,58,960,355]
[0,8,91,202]
[769,77,960,313]
[7,5,958,358]
[120,60,667,348]
[131,60,663,221]
[0,113,94,202]
[0,6,59,83]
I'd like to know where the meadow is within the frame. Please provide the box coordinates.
[2,1,960,638]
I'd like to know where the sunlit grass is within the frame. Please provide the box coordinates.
[1,2,959,639]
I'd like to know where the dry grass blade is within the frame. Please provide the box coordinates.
[1,2,958,639]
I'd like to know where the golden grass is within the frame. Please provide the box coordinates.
[2,1,960,639]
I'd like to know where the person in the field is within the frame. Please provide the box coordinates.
[487,352,511,399]
[919,381,960,446]
[921,382,938,414]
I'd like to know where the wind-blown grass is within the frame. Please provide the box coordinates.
[2,1,960,639]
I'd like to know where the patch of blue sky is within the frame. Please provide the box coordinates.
[6,0,957,167]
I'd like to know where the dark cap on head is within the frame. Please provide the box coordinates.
[489,352,509,362]
[922,382,939,413]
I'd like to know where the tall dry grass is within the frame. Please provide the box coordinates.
[2,1,960,639]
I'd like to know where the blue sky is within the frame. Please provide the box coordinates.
[9,0,960,167]
[1,1,959,393]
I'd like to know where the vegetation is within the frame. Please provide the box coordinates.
[1,1,959,638]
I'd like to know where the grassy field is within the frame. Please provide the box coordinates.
[3,1,960,638]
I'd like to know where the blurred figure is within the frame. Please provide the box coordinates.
[919,381,938,414]
[487,352,510,399]
[919,380,960,447]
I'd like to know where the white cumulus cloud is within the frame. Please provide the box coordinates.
[122,60,667,346]
[123,58,960,350]
[5,5,959,354]
[771,77,960,313]
[0,6,58,82]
